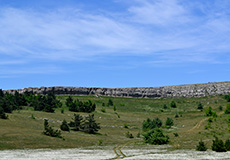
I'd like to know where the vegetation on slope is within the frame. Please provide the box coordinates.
[0,88,230,151]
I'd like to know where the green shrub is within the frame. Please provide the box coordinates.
[155,118,162,128]
[225,139,230,151]
[143,128,169,145]
[0,112,8,119]
[0,107,8,119]
[43,119,62,138]
[31,114,35,119]
[113,105,116,111]
[108,99,113,106]
[224,95,230,102]
[212,137,226,152]
[173,132,179,137]
[81,114,100,134]
[98,139,103,146]
[60,120,70,132]
[208,118,213,123]
[163,104,167,109]
[171,101,177,108]
[142,117,162,131]
[225,104,230,114]
[69,114,83,131]
[205,107,217,117]
[101,108,106,113]
[67,97,96,113]
[174,112,179,118]
[196,140,207,151]
[219,105,223,111]
[165,117,174,128]
[197,103,203,110]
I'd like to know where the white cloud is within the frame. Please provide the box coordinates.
[0,0,229,67]
[128,0,188,25]
[0,8,150,61]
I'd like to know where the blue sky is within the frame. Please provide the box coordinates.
[0,0,230,90]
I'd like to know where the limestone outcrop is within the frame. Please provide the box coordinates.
[4,81,230,99]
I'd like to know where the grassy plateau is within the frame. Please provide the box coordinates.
[0,94,230,150]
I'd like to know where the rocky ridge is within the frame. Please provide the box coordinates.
[4,81,230,99]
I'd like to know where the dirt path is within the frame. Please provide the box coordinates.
[187,117,209,133]
[187,111,224,133]
[112,140,137,159]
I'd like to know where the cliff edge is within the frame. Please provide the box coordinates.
[4,81,230,99]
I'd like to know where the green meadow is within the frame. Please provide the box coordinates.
[0,94,230,150]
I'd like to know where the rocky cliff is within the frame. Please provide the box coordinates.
[4,81,230,99]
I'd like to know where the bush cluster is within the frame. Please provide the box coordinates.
[67,114,100,134]
[143,117,174,131]
[142,117,162,131]
[0,90,27,118]
[66,96,96,113]
[197,137,230,152]
[205,107,217,117]
[0,90,62,115]
[43,119,62,138]
[143,128,169,145]
[142,117,172,145]
[29,92,62,113]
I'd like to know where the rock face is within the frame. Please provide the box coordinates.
[4,81,230,99]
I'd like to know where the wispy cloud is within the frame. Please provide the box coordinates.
[0,8,149,61]
[0,0,229,68]
[128,0,188,25]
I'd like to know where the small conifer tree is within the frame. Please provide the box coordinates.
[225,139,230,151]
[60,120,70,132]
[197,103,203,110]
[196,140,207,151]
[171,101,177,108]
[165,117,174,128]
[212,137,226,152]
[82,114,100,134]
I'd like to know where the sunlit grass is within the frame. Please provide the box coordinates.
[0,95,229,149]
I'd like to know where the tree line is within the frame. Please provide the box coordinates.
[65,96,96,113]
[0,89,97,119]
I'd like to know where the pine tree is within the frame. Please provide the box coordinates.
[197,103,203,110]
[225,139,230,151]
[212,137,226,152]
[60,120,70,132]
[108,99,113,106]
[43,119,62,138]
[171,101,177,108]
[165,117,174,128]
[0,106,8,119]
[65,96,73,107]
[82,114,100,134]
[196,140,207,151]
[154,117,162,128]
[69,114,83,131]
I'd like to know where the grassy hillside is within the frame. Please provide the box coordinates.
[0,95,229,150]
